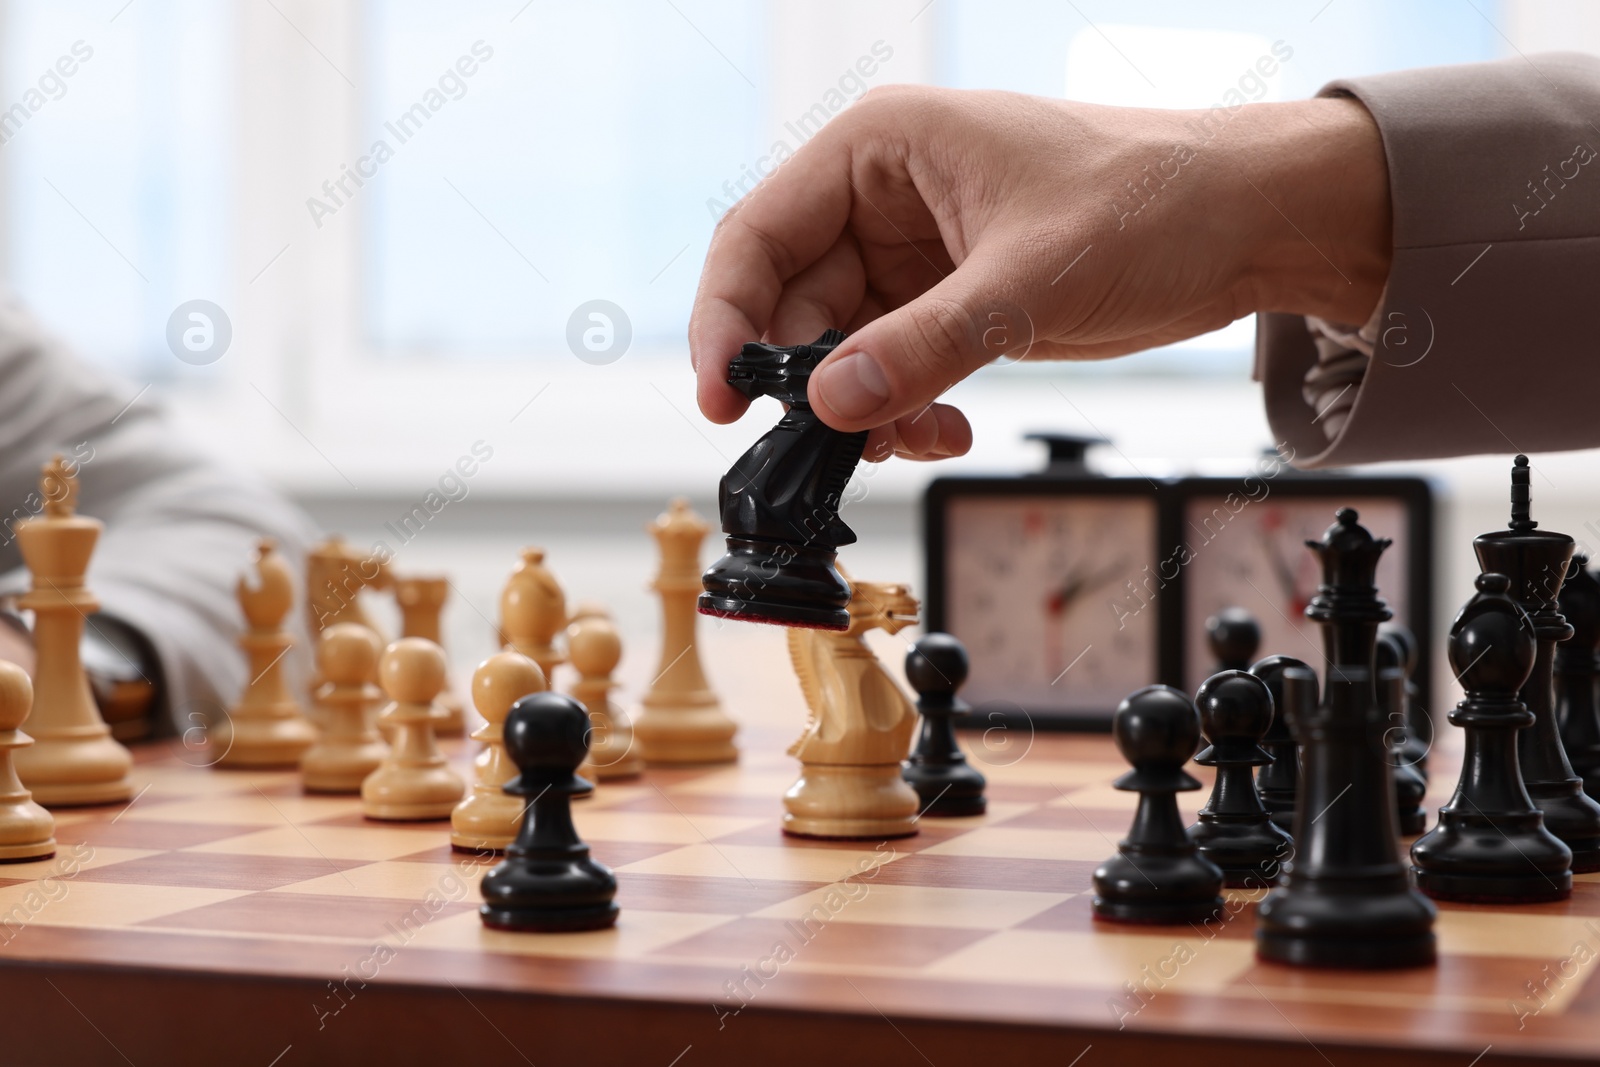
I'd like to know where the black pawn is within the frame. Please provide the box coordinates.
[1255,508,1436,969]
[1475,455,1600,871]
[1381,623,1431,773]
[1092,686,1224,925]
[902,634,986,817]
[480,692,619,932]
[1188,671,1294,888]
[1556,556,1600,799]
[1378,634,1428,835]
[1411,574,1572,902]
[1207,608,1261,672]
[1249,655,1313,832]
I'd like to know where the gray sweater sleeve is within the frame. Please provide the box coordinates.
[1257,51,1600,467]
[0,293,317,730]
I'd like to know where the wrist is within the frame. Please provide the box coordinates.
[1232,96,1393,324]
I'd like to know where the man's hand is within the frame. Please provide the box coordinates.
[689,85,1391,461]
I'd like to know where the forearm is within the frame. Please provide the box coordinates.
[1232,96,1393,326]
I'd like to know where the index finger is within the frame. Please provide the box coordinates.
[690,129,856,423]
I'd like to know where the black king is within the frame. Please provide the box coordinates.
[698,329,868,631]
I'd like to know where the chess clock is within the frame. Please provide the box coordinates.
[923,437,1434,730]
[923,435,1166,729]
[1170,470,1433,718]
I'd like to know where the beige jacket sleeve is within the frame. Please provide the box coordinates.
[1257,51,1600,467]
[0,293,318,732]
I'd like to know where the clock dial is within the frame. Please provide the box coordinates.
[944,494,1159,716]
[1180,496,1410,692]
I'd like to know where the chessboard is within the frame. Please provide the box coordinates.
[0,723,1596,1067]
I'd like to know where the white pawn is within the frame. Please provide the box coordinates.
[569,616,643,780]
[361,638,464,821]
[301,625,388,794]
[0,663,55,861]
[451,652,545,851]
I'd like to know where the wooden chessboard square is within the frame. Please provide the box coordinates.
[597,791,779,817]
[749,882,1074,930]
[55,818,275,851]
[0,880,251,932]
[127,765,286,798]
[571,809,769,844]
[923,927,1257,993]
[182,825,451,862]
[140,890,476,941]
[119,792,363,826]
[1436,908,1600,958]
[978,758,1124,787]
[401,906,738,958]
[0,845,158,879]
[708,821,974,852]
[869,853,1097,894]
[270,858,492,900]
[919,826,1116,863]
[670,768,806,798]
[616,843,899,883]
[1045,784,1210,820]
[73,851,369,892]
[988,804,1139,834]
[652,915,991,969]
[614,872,829,914]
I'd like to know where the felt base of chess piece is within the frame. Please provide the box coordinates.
[1250,656,1312,834]
[479,692,618,932]
[1093,686,1224,925]
[698,538,852,631]
[783,765,920,839]
[902,633,986,818]
[1186,671,1293,888]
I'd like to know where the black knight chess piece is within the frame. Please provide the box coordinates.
[1255,508,1436,968]
[1207,608,1261,672]
[1475,456,1600,870]
[1249,655,1313,832]
[1410,574,1572,902]
[902,633,987,817]
[1092,685,1224,924]
[479,692,618,932]
[1556,555,1600,800]
[698,329,868,631]
[1187,670,1294,887]
[1378,634,1429,836]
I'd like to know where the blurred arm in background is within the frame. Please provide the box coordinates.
[0,292,317,737]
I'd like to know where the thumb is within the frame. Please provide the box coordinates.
[809,260,1030,431]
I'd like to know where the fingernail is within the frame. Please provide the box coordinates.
[815,351,890,421]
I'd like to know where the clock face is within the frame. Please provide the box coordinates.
[943,494,1159,717]
[1180,495,1411,692]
